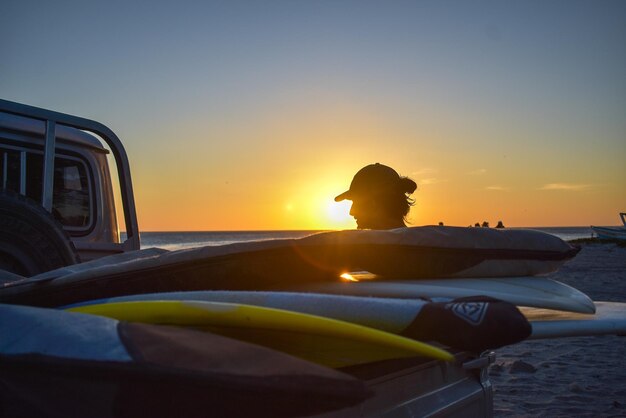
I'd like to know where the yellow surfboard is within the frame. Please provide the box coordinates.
[69,300,453,368]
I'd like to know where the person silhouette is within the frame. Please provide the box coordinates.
[335,163,417,230]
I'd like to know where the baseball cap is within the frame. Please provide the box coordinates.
[334,163,402,202]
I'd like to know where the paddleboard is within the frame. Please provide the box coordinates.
[66,292,532,353]
[68,300,454,367]
[521,301,626,339]
[288,276,595,314]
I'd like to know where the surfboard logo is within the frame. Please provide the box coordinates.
[446,302,489,326]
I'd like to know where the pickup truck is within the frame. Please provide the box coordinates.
[0,99,494,417]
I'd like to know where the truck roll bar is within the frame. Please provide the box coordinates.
[0,99,140,251]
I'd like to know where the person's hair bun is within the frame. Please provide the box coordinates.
[400,177,417,194]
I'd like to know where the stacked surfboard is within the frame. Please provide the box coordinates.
[2,226,625,402]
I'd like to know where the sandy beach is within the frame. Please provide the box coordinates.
[491,243,626,417]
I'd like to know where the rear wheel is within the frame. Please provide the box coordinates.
[0,190,79,276]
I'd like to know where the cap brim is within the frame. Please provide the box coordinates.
[334,191,351,202]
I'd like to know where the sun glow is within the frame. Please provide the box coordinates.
[326,200,352,224]
[280,173,358,230]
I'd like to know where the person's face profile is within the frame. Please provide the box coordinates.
[349,193,381,229]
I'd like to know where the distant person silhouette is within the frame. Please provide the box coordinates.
[335,163,417,229]
[496,220,505,228]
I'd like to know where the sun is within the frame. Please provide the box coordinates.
[325,200,353,227]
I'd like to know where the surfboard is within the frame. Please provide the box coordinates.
[1,226,579,308]
[64,291,425,333]
[66,292,532,353]
[68,300,454,367]
[521,302,626,339]
[0,303,372,416]
[288,276,596,314]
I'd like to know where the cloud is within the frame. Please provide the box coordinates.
[539,183,591,191]
[485,186,508,191]
[410,169,446,186]
[418,178,447,185]
[468,169,487,175]
[411,168,437,177]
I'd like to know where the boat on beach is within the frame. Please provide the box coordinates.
[591,213,626,241]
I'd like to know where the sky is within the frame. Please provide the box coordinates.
[1,0,625,230]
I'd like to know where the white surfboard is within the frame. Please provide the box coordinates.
[68,300,454,367]
[65,291,532,352]
[521,302,626,339]
[67,275,596,314]
[66,291,428,334]
[286,276,595,314]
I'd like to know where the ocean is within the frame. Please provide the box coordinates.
[129,226,596,251]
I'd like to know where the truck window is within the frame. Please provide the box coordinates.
[0,147,92,230]
[52,158,91,228]
[0,149,21,192]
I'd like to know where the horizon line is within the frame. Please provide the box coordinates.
[122,225,607,233]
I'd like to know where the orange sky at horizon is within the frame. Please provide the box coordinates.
[131,170,625,232]
[122,106,624,232]
[111,82,624,232]
[120,85,624,231]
